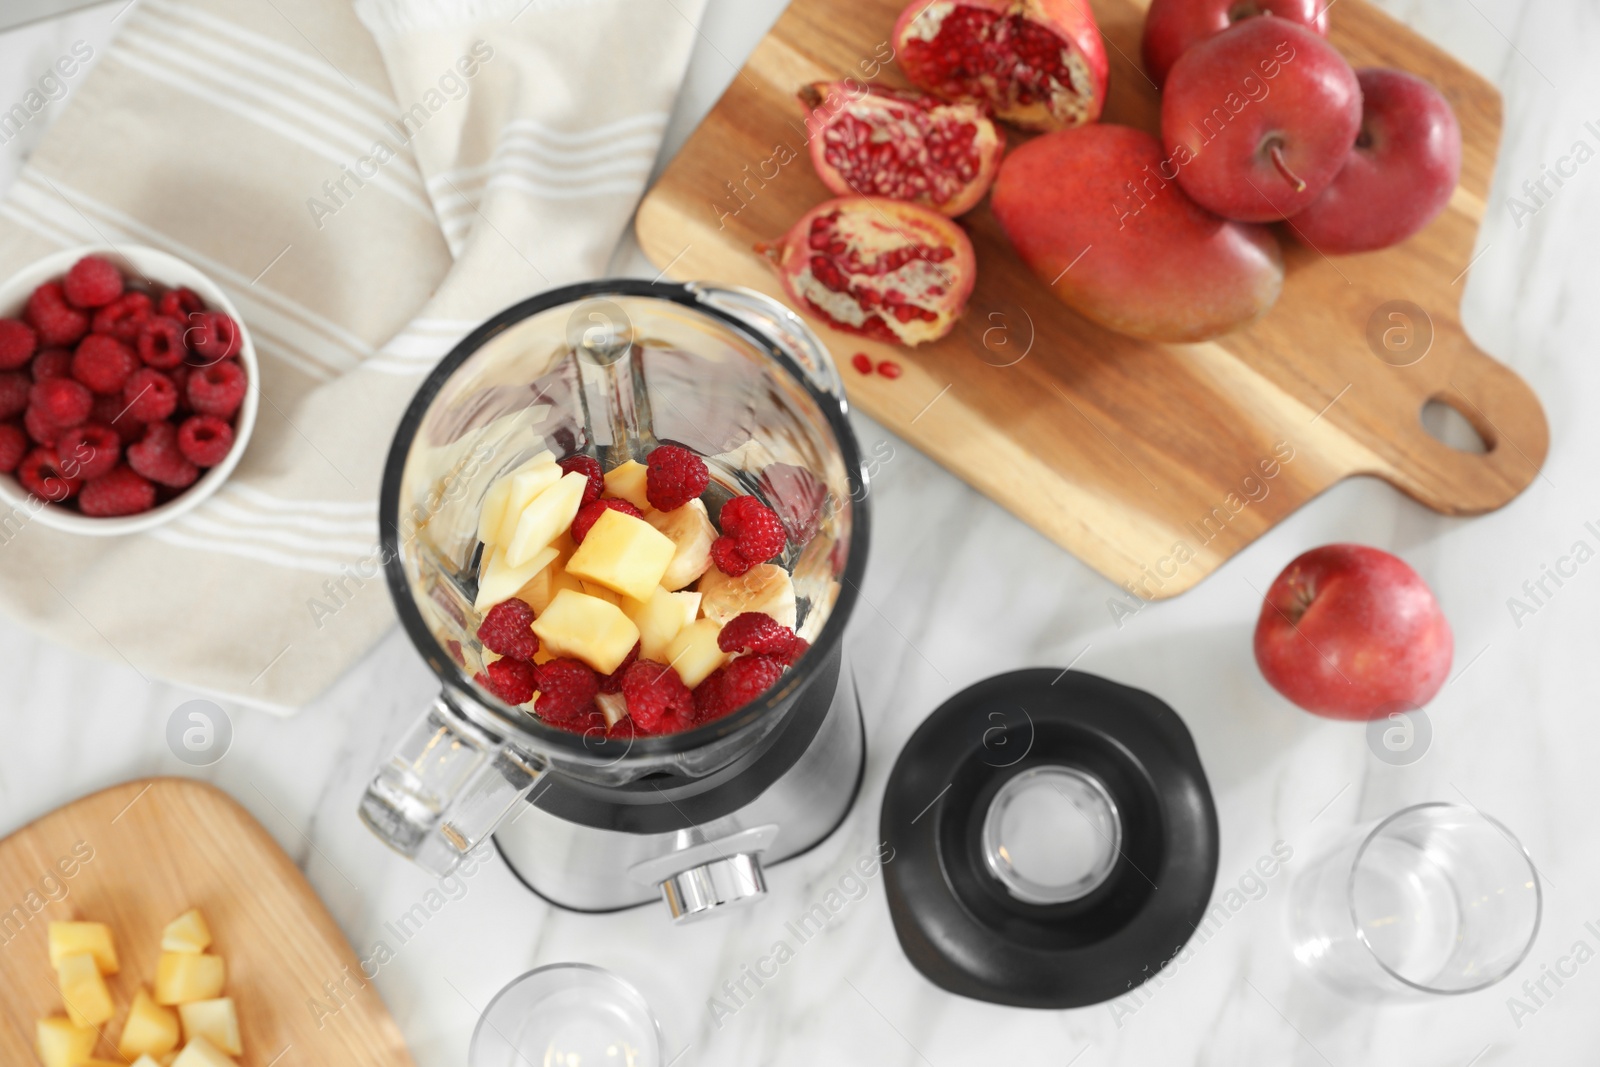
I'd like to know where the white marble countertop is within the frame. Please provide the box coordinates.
[2,1,1597,1065]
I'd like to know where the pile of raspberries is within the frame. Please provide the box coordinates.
[0,254,248,518]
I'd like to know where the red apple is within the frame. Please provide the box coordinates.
[1254,544,1453,720]
[991,124,1284,342]
[1161,18,1362,222]
[1289,68,1462,254]
[1142,0,1329,88]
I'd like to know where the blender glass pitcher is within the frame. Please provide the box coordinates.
[360,280,868,877]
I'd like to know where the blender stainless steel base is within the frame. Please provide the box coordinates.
[494,664,865,918]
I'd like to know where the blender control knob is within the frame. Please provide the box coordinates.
[659,852,767,922]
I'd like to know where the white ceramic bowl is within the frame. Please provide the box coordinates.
[0,244,259,536]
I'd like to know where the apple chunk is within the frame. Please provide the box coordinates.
[475,544,558,612]
[56,952,114,1028]
[565,509,676,601]
[505,470,587,566]
[664,617,729,688]
[155,952,226,1005]
[602,460,651,511]
[625,586,702,662]
[178,998,242,1056]
[120,987,180,1059]
[646,499,715,591]
[161,908,213,954]
[35,1017,95,1067]
[171,1035,239,1067]
[493,451,560,543]
[530,589,641,675]
[48,921,118,974]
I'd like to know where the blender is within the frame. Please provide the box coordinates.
[359,280,869,921]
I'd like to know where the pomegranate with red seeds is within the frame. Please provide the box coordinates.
[798,81,1005,217]
[892,0,1109,132]
[765,197,976,347]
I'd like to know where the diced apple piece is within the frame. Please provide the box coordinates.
[515,535,582,614]
[664,617,729,688]
[506,471,587,566]
[645,499,715,591]
[120,988,181,1059]
[491,447,557,524]
[566,509,676,601]
[595,692,628,727]
[625,586,702,662]
[177,999,241,1057]
[155,953,226,1006]
[130,1057,163,1067]
[602,460,651,511]
[171,1036,238,1067]
[579,580,625,608]
[36,1016,96,1067]
[530,590,641,675]
[161,909,212,954]
[48,921,118,974]
[57,952,114,1028]
[698,563,797,629]
[475,544,558,611]
[475,476,513,549]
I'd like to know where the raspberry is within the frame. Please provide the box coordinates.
[55,423,120,480]
[63,255,124,309]
[157,287,204,319]
[0,372,28,420]
[31,348,72,381]
[621,660,695,733]
[136,315,187,369]
[476,598,539,661]
[718,612,807,664]
[126,421,198,489]
[0,424,25,473]
[547,708,610,737]
[91,291,151,344]
[25,283,88,346]
[167,364,192,411]
[78,465,157,517]
[596,640,640,695]
[559,454,603,505]
[187,360,247,418]
[90,391,142,436]
[30,378,91,427]
[0,319,36,370]
[16,447,83,501]
[694,655,786,721]
[23,405,59,445]
[176,415,234,467]
[645,444,708,511]
[710,537,753,577]
[72,334,139,395]
[571,497,643,544]
[478,657,537,705]
[122,368,179,423]
[712,495,787,575]
[533,658,599,723]
[185,311,241,364]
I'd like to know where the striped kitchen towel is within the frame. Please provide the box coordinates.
[0,0,707,711]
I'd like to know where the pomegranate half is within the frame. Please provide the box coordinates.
[766,197,976,347]
[799,81,1005,217]
[891,0,1109,132]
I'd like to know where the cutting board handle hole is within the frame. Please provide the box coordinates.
[1420,395,1491,455]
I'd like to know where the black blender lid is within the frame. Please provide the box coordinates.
[879,669,1219,1009]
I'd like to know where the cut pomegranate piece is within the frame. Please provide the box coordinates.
[892,0,1109,132]
[765,197,976,347]
[798,82,1004,217]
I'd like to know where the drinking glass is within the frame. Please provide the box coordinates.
[468,964,663,1067]
[1290,802,1541,998]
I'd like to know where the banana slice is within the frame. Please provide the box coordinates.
[698,563,796,630]
[645,499,715,591]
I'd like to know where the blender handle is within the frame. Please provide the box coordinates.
[689,284,847,400]
[358,695,545,876]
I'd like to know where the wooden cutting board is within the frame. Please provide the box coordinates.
[0,779,413,1066]
[636,0,1545,599]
